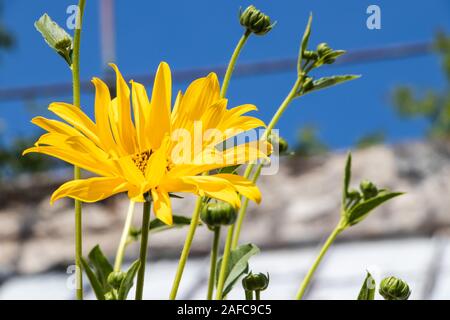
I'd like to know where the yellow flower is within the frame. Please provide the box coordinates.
[24,62,271,224]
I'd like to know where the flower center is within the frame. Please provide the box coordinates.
[132,150,152,174]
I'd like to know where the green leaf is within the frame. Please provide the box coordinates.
[81,257,105,300]
[306,75,361,94]
[87,245,114,291]
[357,272,376,300]
[346,191,404,226]
[34,13,73,65]
[216,243,260,296]
[149,215,200,234]
[343,152,352,204]
[117,260,141,300]
[218,165,240,175]
[297,13,313,75]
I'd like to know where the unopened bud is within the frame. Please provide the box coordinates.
[201,201,237,228]
[242,272,269,291]
[379,276,411,300]
[268,134,289,154]
[107,271,125,289]
[360,180,378,200]
[239,5,274,36]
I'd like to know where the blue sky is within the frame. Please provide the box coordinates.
[1,0,449,149]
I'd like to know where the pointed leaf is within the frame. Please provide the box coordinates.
[343,152,352,204]
[149,215,201,234]
[358,272,376,300]
[87,245,114,290]
[218,165,240,175]
[297,14,313,75]
[117,260,141,300]
[346,191,404,226]
[216,243,260,296]
[81,257,105,300]
[306,75,361,94]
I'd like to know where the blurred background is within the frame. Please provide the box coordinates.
[1,0,450,300]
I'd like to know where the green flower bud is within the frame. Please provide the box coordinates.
[201,201,237,228]
[360,180,378,200]
[242,272,269,291]
[346,189,362,209]
[379,276,411,300]
[107,271,125,289]
[104,291,117,300]
[239,5,274,35]
[268,134,289,154]
[302,76,314,92]
[317,42,333,57]
[303,50,319,61]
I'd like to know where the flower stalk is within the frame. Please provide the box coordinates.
[295,219,346,300]
[169,28,253,300]
[206,226,221,300]
[113,200,136,272]
[72,0,86,300]
[135,198,152,300]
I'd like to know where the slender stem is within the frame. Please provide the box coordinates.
[206,226,221,300]
[169,31,251,299]
[169,197,202,299]
[220,30,251,98]
[231,77,304,249]
[255,290,261,300]
[72,0,86,301]
[114,200,135,272]
[215,224,234,300]
[245,290,253,300]
[135,199,152,300]
[295,223,344,300]
[232,164,262,249]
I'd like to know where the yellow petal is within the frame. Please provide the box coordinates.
[144,138,169,188]
[181,175,240,208]
[23,146,114,177]
[151,188,172,225]
[92,77,118,155]
[131,80,151,151]
[213,173,262,204]
[31,116,82,137]
[48,102,101,146]
[147,62,172,150]
[109,63,137,154]
[51,177,129,204]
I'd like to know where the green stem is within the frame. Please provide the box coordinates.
[135,199,152,300]
[245,290,253,300]
[255,290,261,300]
[169,30,251,299]
[295,222,344,300]
[232,164,262,249]
[206,226,221,300]
[232,76,304,249]
[169,197,202,299]
[220,30,251,98]
[114,200,135,272]
[215,224,234,300]
[72,0,86,301]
